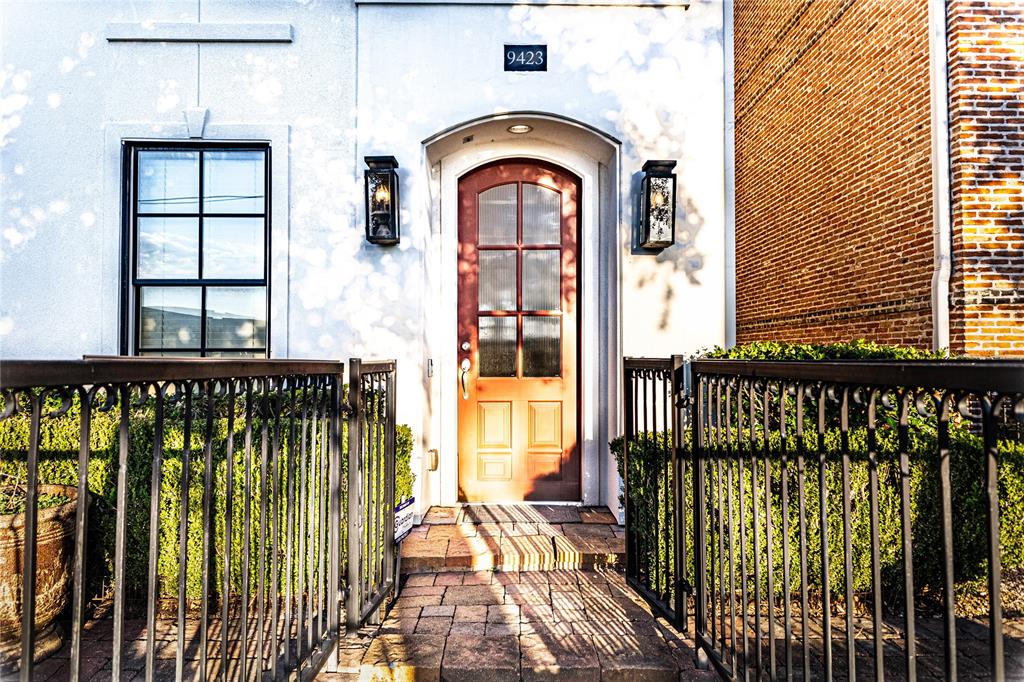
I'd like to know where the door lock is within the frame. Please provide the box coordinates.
[461,341,471,351]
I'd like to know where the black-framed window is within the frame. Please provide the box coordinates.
[120,141,271,357]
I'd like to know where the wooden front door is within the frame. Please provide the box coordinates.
[457,160,580,502]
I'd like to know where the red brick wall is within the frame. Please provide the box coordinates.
[733,0,935,348]
[947,0,1024,357]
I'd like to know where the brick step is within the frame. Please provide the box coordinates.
[400,530,624,573]
[399,506,625,574]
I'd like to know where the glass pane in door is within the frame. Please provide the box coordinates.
[523,317,560,377]
[479,316,517,377]
[478,183,517,245]
[478,250,517,311]
[522,250,560,311]
[522,184,560,245]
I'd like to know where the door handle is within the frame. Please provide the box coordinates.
[460,358,471,400]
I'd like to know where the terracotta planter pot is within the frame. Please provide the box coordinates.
[0,484,80,667]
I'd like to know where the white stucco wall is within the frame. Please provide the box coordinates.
[1,0,726,514]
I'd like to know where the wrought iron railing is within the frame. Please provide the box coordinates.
[0,356,397,682]
[622,357,1024,681]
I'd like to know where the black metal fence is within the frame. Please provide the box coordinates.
[622,357,1024,681]
[0,356,397,681]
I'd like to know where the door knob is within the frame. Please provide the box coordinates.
[460,358,471,400]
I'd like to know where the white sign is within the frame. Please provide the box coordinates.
[395,497,415,543]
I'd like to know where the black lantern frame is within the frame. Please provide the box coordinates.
[638,160,677,250]
[364,156,400,245]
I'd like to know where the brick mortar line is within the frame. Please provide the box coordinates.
[737,295,932,331]
[736,0,858,123]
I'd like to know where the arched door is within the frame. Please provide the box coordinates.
[456,160,580,502]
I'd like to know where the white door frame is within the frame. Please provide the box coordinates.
[421,113,621,508]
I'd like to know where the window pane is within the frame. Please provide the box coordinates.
[478,184,517,245]
[203,151,265,214]
[138,151,199,214]
[479,316,516,377]
[523,317,560,377]
[522,184,560,245]
[478,250,516,311]
[522,250,560,311]
[137,217,199,278]
[139,287,201,349]
[206,287,267,349]
[203,217,264,279]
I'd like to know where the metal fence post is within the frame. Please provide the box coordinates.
[691,371,708,651]
[622,362,634,580]
[346,358,363,634]
[383,365,397,595]
[326,369,343,671]
[670,355,687,632]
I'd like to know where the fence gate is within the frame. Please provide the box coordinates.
[346,359,398,630]
[621,357,689,629]
[623,356,1024,681]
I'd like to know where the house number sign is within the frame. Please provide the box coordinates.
[505,44,547,71]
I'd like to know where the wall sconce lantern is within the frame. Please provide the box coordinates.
[364,156,400,245]
[638,160,677,249]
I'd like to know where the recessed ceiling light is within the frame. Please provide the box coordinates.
[507,124,533,134]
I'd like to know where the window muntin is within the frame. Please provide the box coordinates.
[128,143,270,357]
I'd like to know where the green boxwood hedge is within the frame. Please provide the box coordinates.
[0,393,414,610]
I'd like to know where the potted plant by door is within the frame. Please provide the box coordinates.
[0,475,80,669]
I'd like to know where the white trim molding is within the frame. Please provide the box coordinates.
[420,113,621,512]
[928,0,952,352]
[105,22,294,43]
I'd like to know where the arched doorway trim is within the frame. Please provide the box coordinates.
[421,111,622,514]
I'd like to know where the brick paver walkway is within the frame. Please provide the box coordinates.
[317,504,714,681]
[320,567,713,681]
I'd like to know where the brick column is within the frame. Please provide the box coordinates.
[947,0,1024,357]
